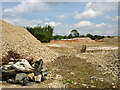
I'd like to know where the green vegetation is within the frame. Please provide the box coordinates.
[71,29,79,37]
[53,35,64,40]
[86,33,104,40]
[68,34,73,39]
[25,25,114,43]
[26,25,53,43]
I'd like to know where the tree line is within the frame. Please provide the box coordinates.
[53,29,105,40]
[25,25,53,43]
[25,26,111,43]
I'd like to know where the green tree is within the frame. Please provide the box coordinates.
[86,33,95,40]
[71,29,79,37]
[79,35,85,37]
[68,34,73,39]
[25,25,54,43]
[63,35,68,39]
[53,35,64,40]
[86,34,104,40]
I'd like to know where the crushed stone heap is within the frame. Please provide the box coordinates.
[1,20,59,63]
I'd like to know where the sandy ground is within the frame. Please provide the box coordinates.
[2,37,119,88]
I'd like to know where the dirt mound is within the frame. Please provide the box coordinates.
[1,20,59,63]
[98,37,118,42]
[72,37,92,41]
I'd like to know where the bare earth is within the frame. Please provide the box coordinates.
[1,20,119,88]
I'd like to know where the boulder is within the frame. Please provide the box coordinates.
[27,73,34,80]
[1,69,17,81]
[12,59,34,72]
[8,73,31,86]
[15,73,27,81]
[34,75,42,83]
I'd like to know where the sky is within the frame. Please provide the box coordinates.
[1,0,119,36]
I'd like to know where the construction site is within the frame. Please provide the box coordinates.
[0,20,119,88]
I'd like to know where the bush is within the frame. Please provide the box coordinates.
[68,34,73,39]
[86,33,104,40]
[53,35,64,40]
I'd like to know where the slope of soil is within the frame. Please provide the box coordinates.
[1,20,59,64]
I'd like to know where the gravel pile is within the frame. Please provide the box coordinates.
[1,20,59,64]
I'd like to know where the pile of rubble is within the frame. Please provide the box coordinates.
[1,56,48,86]
[1,50,49,86]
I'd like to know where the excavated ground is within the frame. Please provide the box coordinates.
[1,20,119,88]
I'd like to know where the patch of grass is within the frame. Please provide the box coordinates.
[67,79,72,84]
[63,79,73,84]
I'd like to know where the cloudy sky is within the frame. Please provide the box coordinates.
[1,0,119,36]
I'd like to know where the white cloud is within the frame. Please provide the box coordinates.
[72,11,78,15]
[3,17,42,27]
[45,21,61,27]
[44,18,50,21]
[53,21,117,36]
[85,2,117,12]
[106,30,116,35]
[56,15,67,20]
[74,9,101,20]
[93,30,101,35]
[73,21,94,28]
[2,1,49,18]
[73,2,117,20]
[95,22,106,28]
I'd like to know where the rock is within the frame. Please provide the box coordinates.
[8,62,14,65]
[1,65,12,70]
[15,73,27,81]
[14,73,31,86]
[99,78,104,82]
[74,82,77,85]
[90,85,96,88]
[22,77,32,86]
[7,73,30,86]
[42,71,48,76]
[112,86,116,88]
[34,75,42,83]
[12,59,34,72]
[7,78,17,83]
[55,74,62,80]
[80,45,86,53]
[70,72,74,75]
[1,69,17,81]
[41,76,47,81]
[27,73,34,80]
[82,84,87,87]
[33,59,43,75]
[9,58,14,61]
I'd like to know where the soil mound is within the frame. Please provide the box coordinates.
[1,20,58,63]
[72,37,92,41]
